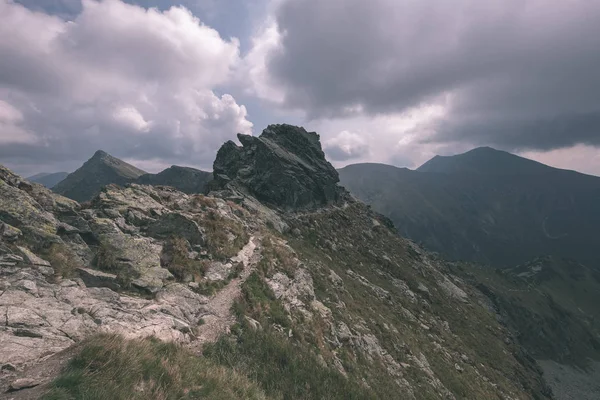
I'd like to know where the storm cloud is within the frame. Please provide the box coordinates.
[1,0,599,176]
[0,0,252,175]
[251,0,600,151]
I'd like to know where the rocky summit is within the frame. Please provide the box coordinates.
[211,124,347,210]
[0,126,557,399]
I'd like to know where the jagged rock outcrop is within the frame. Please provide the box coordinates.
[210,124,348,210]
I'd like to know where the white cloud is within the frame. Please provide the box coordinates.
[0,99,37,144]
[241,17,285,103]
[0,99,23,123]
[313,104,449,168]
[112,106,152,133]
[521,145,600,177]
[323,131,369,161]
[0,0,251,173]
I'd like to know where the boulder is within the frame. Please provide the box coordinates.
[147,213,205,245]
[77,267,121,291]
[16,246,51,267]
[8,378,40,391]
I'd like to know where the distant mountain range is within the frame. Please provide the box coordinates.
[27,172,69,188]
[49,150,212,202]
[339,147,600,268]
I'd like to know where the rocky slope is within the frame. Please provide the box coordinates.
[0,127,553,399]
[451,256,600,400]
[452,257,600,367]
[53,150,147,202]
[339,153,600,267]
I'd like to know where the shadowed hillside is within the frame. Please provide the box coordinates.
[339,150,600,267]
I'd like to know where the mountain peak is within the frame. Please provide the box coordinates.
[53,151,147,202]
[417,146,552,175]
[211,124,347,209]
[92,149,109,159]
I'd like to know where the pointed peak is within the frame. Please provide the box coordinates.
[92,150,109,159]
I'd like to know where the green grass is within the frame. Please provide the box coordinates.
[162,236,208,281]
[204,329,375,400]
[93,242,120,272]
[43,334,268,400]
[233,272,290,328]
[197,210,248,260]
[43,242,80,279]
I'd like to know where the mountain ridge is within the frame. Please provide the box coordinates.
[0,127,555,399]
[339,149,600,267]
[416,146,595,177]
[52,152,213,202]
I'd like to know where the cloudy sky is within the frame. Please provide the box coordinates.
[1,0,599,176]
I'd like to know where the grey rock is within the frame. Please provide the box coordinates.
[35,265,55,276]
[8,378,40,391]
[205,262,232,281]
[77,267,121,291]
[210,124,348,210]
[1,223,22,241]
[147,213,205,245]
[57,221,80,234]
[1,363,17,372]
[131,267,174,294]
[16,280,37,293]
[16,247,51,267]
[0,254,24,263]
[337,322,353,342]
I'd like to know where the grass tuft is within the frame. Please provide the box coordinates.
[43,334,268,400]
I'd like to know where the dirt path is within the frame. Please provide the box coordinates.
[192,236,260,347]
[0,345,80,400]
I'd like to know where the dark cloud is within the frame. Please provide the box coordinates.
[258,0,600,151]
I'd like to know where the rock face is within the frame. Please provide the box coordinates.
[211,124,347,210]
[53,150,147,202]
